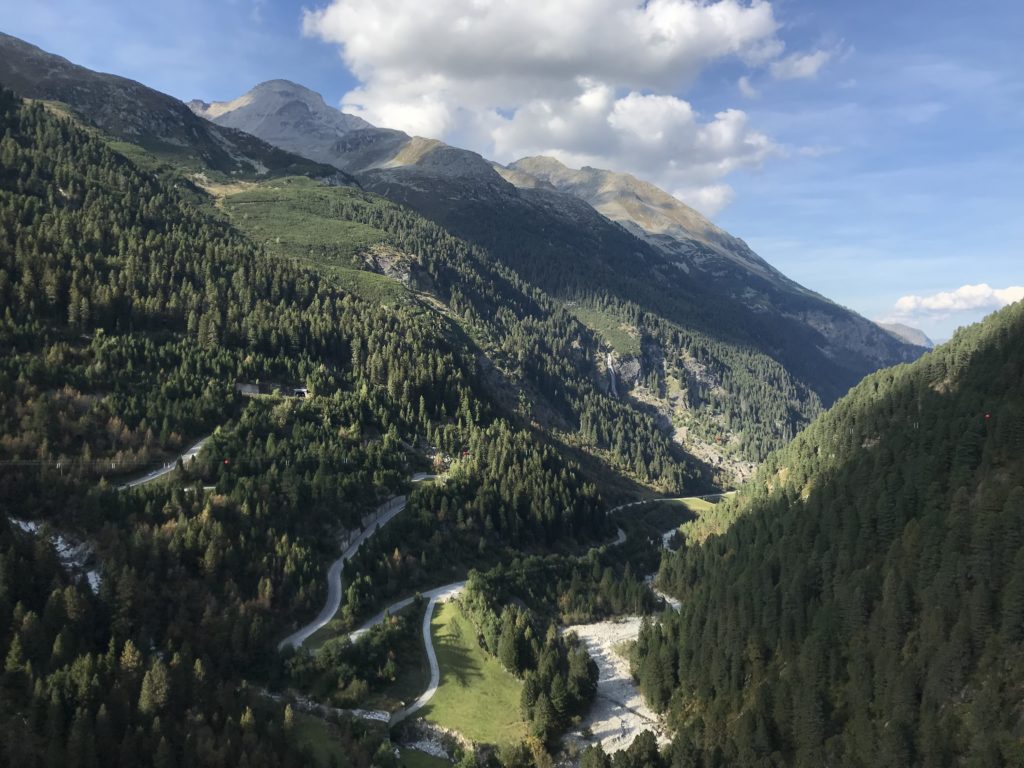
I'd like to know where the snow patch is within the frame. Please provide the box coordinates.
[9,517,40,534]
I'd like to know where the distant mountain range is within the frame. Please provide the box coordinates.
[877,321,934,348]
[189,79,924,393]
[0,34,928,482]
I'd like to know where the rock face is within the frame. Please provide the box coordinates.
[877,322,934,349]
[188,82,528,189]
[188,80,388,170]
[0,33,341,179]
[188,80,502,179]
[504,156,789,286]
[503,155,923,374]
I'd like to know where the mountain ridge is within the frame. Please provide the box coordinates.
[184,79,924,431]
[878,320,934,348]
[503,155,791,286]
[0,35,925,481]
[0,33,344,180]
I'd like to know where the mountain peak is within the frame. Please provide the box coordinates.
[505,155,791,285]
[189,80,371,137]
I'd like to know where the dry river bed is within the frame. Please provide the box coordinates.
[562,617,670,754]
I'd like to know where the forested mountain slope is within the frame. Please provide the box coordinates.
[0,90,616,766]
[217,177,707,492]
[636,301,1024,767]
[0,34,832,482]
[191,79,923,408]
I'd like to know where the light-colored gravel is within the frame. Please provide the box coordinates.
[563,617,670,754]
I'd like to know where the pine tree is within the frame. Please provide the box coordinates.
[139,659,170,716]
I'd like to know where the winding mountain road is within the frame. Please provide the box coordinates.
[118,436,210,490]
[278,495,408,651]
[390,581,466,726]
[292,495,695,730]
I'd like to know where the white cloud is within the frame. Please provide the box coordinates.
[489,90,776,216]
[892,283,1024,317]
[302,0,790,216]
[770,49,832,80]
[675,184,735,215]
[738,75,758,98]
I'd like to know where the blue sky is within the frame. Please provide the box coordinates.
[3,0,1020,340]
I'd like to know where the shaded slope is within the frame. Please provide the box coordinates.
[639,301,1024,766]
[504,155,925,375]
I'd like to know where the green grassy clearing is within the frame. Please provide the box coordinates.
[400,749,453,768]
[291,712,348,768]
[221,178,414,306]
[617,495,737,546]
[677,492,739,544]
[678,496,718,515]
[223,178,384,263]
[420,601,526,746]
[568,304,641,357]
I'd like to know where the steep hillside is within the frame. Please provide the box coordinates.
[636,302,1024,766]
[191,81,923,410]
[0,37,920,479]
[0,91,619,766]
[503,156,789,286]
[191,82,826,474]
[0,33,342,180]
[504,156,925,374]
[216,176,705,493]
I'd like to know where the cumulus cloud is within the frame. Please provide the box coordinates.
[892,283,1024,317]
[302,0,791,216]
[770,49,832,80]
[737,75,759,98]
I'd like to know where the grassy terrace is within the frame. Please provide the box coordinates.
[221,177,411,305]
[420,601,527,746]
[568,303,641,357]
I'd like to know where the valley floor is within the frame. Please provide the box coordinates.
[562,618,669,753]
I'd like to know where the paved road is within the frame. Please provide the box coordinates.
[278,495,408,651]
[382,525,628,725]
[390,581,466,726]
[118,436,209,490]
